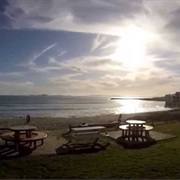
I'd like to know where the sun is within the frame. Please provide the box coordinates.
[111,25,154,69]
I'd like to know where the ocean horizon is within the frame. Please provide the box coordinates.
[0,95,171,118]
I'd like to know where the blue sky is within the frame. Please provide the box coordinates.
[0,0,180,96]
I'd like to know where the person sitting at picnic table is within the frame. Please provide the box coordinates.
[26,114,31,124]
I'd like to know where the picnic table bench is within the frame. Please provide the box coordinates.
[119,124,153,138]
[62,121,118,135]
[1,131,47,149]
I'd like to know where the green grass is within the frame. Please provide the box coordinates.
[0,122,180,179]
[128,110,180,123]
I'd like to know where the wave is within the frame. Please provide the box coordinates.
[0,107,89,111]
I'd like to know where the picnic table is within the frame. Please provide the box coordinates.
[64,126,109,149]
[9,125,36,139]
[126,120,146,125]
[0,125,47,151]
[126,120,146,137]
[119,120,153,140]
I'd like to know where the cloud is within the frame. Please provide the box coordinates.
[31,43,57,64]
[58,55,124,73]
[2,0,180,96]
[46,54,180,96]
[163,7,180,41]
[91,34,119,54]
[0,0,148,35]
[58,50,66,57]
[28,16,53,23]
[19,43,58,68]
[0,72,24,77]
[69,0,145,24]
[48,70,174,96]
[0,0,9,13]
[29,65,62,73]
[91,34,106,52]
[25,52,126,74]
[25,81,34,85]
[0,80,34,86]
[1,0,180,39]
[48,57,57,64]
[0,80,34,95]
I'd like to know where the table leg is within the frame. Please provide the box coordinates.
[141,125,143,136]
[13,131,20,152]
[145,131,150,137]
[122,130,124,137]
[128,129,131,141]
[132,129,135,141]
[25,130,32,138]
[15,142,19,151]
[27,131,29,138]
[132,129,135,140]
[34,141,37,148]
[29,131,32,138]
[26,131,28,137]
[15,131,20,140]
[125,130,128,137]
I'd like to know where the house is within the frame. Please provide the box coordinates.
[165,92,180,107]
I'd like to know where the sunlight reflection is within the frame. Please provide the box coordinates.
[115,99,143,114]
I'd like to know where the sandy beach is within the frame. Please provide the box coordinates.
[0,109,180,155]
[1,109,180,132]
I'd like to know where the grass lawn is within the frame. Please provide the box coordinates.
[0,122,180,179]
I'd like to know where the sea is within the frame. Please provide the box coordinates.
[0,95,171,118]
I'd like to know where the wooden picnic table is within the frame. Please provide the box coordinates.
[126,120,146,125]
[119,120,153,140]
[9,125,37,139]
[71,126,106,133]
[64,126,109,149]
[126,120,146,138]
[1,125,48,151]
[71,126,108,141]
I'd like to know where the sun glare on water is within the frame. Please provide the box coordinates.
[115,99,143,114]
[111,25,154,69]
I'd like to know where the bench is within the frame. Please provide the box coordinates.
[119,124,153,138]
[63,131,106,149]
[0,128,10,130]
[0,131,15,145]
[20,131,47,148]
[0,131,47,149]
[0,128,10,135]
[62,122,117,135]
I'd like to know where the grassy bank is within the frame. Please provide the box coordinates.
[0,121,179,179]
[124,109,180,124]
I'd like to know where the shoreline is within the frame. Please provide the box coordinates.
[0,108,175,120]
[0,109,180,131]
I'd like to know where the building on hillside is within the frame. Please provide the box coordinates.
[165,92,180,107]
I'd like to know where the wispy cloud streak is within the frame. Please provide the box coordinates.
[30,43,58,65]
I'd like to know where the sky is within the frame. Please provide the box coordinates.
[0,0,180,96]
